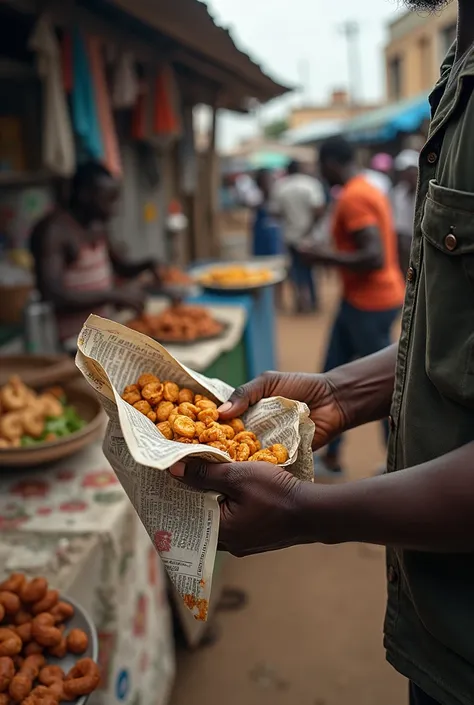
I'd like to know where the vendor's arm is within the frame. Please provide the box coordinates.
[38,225,144,314]
[108,244,161,281]
[300,226,383,271]
[170,439,474,556]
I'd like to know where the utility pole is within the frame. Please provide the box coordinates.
[339,21,362,107]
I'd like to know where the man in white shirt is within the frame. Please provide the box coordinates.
[271,160,326,312]
[391,149,419,274]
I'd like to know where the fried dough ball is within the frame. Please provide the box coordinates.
[38,665,65,687]
[177,403,198,420]
[218,424,235,440]
[194,422,206,438]
[123,384,139,396]
[133,400,153,416]
[234,431,257,444]
[0,592,20,615]
[228,418,245,434]
[249,449,279,464]
[267,444,289,464]
[31,614,62,648]
[0,574,25,595]
[141,382,164,406]
[31,591,58,616]
[66,629,88,655]
[207,441,228,453]
[122,390,142,405]
[0,413,23,443]
[235,444,250,461]
[178,388,194,404]
[137,374,159,390]
[199,426,226,444]
[155,401,175,423]
[15,623,32,643]
[174,437,196,444]
[63,658,101,698]
[195,399,217,411]
[156,421,173,440]
[197,408,219,425]
[171,416,195,440]
[49,602,74,624]
[37,394,63,419]
[163,382,179,403]
[20,579,47,604]
[0,656,14,692]
[0,629,22,657]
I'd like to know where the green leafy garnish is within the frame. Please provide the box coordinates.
[20,406,86,446]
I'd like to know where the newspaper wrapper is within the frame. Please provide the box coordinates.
[76,315,315,620]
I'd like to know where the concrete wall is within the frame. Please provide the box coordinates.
[384,5,457,101]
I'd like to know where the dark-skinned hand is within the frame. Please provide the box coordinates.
[170,459,311,557]
[217,371,347,451]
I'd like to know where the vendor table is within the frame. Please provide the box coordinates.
[0,441,175,705]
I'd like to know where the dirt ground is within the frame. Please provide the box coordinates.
[170,273,406,705]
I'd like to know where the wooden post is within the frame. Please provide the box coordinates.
[206,104,219,260]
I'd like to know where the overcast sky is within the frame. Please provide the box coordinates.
[204,0,407,149]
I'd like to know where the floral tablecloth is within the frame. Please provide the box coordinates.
[0,442,175,705]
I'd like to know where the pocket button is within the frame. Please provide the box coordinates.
[444,232,457,251]
[427,151,438,165]
[406,266,415,283]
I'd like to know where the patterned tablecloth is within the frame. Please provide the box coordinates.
[0,442,175,705]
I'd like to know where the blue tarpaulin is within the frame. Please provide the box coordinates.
[344,92,431,143]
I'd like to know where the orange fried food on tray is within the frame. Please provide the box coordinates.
[0,572,101,702]
[126,303,224,343]
[122,376,290,465]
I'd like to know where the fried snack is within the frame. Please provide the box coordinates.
[63,658,101,697]
[133,400,153,416]
[37,395,63,419]
[9,655,45,701]
[23,643,44,657]
[14,610,32,626]
[171,416,195,440]
[178,388,194,404]
[47,636,66,660]
[0,574,26,595]
[0,592,20,616]
[155,402,175,423]
[137,374,159,390]
[0,657,14,692]
[22,684,58,705]
[22,410,45,440]
[0,413,23,443]
[127,305,224,343]
[163,382,179,402]
[49,603,73,624]
[141,382,164,406]
[199,265,272,287]
[122,377,290,464]
[38,666,64,687]
[66,629,88,655]
[0,629,22,657]
[156,421,173,440]
[31,615,61,648]
[15,622,32,643]
[21,579,47,605]
[31,591,58,616]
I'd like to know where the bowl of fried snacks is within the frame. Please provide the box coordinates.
[195,264,285,290]
[126,304,226,344]
[0,378,103,468]
[0,572,100,705]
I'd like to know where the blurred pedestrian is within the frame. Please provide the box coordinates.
[299,137,404,475]
[271,160,326,313]
[392,149,419,275]
[364,152,393,195]
[251,169,283,257]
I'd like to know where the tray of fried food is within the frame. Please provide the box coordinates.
[196,264,283,290]
[0,572,99,705]
[121,373,289,465]
[126,304,226,345]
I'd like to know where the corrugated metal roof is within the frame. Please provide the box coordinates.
[283,119,344,145]
[106,0,290,104]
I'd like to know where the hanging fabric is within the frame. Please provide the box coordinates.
[86,36,122,177]
[112,52,139,109]
[28,17,75,177]
[61,32,73,94]
[71,29,103,161]
[153,66,182,137]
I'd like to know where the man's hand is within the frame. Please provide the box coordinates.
[170,459,309,556]
[218,372,347,450]
[110,284,146,314]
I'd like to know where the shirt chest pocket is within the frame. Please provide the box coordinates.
[421,181,474,406]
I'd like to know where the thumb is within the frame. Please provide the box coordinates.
[218,377,267,420]
[169,459,240,496]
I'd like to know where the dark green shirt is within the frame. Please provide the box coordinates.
[386,44,474,705]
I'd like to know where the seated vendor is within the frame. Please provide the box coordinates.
[30,161,160,344]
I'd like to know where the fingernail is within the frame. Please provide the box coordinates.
[170,462,186,477]
[218,401,232,413]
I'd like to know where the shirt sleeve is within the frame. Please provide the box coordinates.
[308,179,326,208]
[341,190,378,232]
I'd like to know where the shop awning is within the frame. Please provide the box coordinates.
[102,0,291,107]
[283,119,344,146]
[344,92,431,143]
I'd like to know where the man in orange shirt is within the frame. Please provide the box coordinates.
[300,137,405,476]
